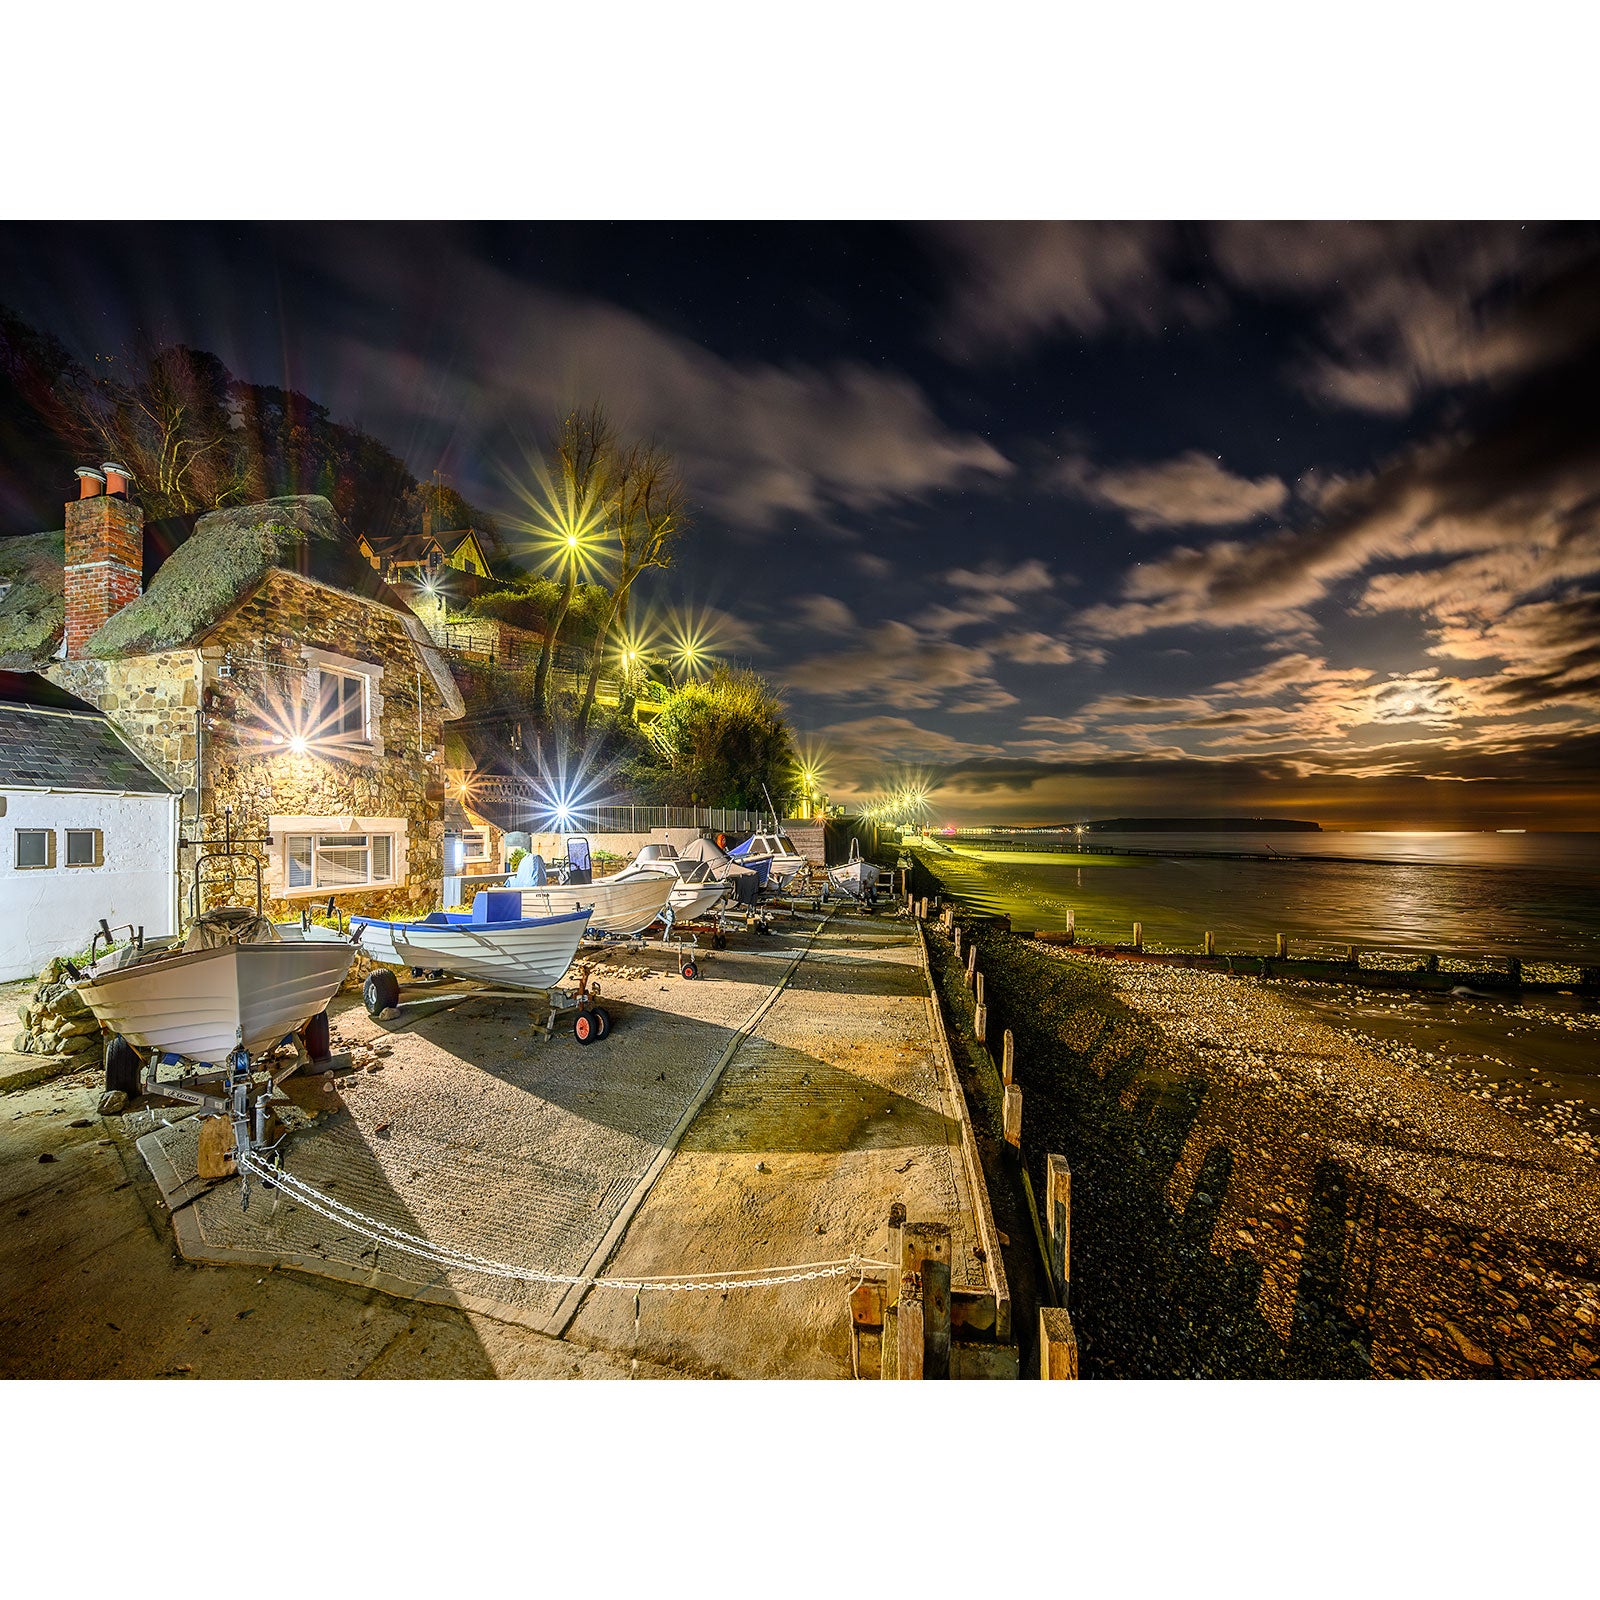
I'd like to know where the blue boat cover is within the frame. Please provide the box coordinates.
[472,888,526,923]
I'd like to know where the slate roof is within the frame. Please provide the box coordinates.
[0,671,175,795]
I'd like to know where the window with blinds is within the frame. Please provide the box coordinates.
[286,832,394,891]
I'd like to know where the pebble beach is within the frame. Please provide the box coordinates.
[930,926,1600,1378]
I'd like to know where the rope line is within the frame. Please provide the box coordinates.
[237,1151,886,1293]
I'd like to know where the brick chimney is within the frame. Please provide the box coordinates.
[63,463,143,658]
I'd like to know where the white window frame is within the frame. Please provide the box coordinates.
[65,827,104,868]
[299,646,386,758]
[459,826,490,862]
[284,831,396,893]
[272,813,409,899]
[14,828,55,870]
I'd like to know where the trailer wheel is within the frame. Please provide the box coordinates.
[573,1009,598,1044]
[593,1007,613,1039]
[302,1009,332,1061]
[680,960,699,980]
[104,1034,141,1096]
[364,969,400,1017]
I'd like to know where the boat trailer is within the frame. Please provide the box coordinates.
[359,962,616,1044]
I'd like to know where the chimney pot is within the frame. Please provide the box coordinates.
[101,462,134,498]
[75,467,106,498]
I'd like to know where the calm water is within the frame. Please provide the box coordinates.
[913,831,1600,965]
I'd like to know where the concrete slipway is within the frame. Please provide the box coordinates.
[119,909,1004,1378]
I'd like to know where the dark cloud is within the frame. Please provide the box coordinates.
[930,222,1176,356]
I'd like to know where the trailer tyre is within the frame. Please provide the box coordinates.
[593,1007,612,1039]
[681,960,699,980]
[573,1010,598,1045]
[105,1034,141,1096]
[364,969,400,1018]
[302,1009,332,1061]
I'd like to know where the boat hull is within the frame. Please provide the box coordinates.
[517,875,673,935]
[827,860,881,898]
[351,908,592,988]
[76,941,356,1063]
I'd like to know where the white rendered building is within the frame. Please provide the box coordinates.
[0,672,180,982]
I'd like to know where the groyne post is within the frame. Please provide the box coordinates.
[1133,920,1144,952]
[1001,1029,1014,1086]
[1275,933,1288,959]
[897,1274,925,1380]
[1345,944,1357,966]
[886,1200,906,1307]
[953,925,962,958]
[919,897,929,920]
[900,1221,952,1379]
[1064,909,1075,944]
[1045,1153,1071,1307]
[965,943,978,986]
[974,970,985,1007]
[1203,931,1215,956]
[1003,1083,1023,1150]
[1508,956,1522,986]
[974,1003,987,1043]
[1039,1307,1079,1379]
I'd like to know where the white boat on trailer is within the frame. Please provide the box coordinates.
[515,871,674,935]
[728,830,809,885]
[611,844,731,923]
[76,913,355,1063]
[70,813,361,1203]
[352,892,592,988]
[826,837,880,900]
[351,890,612,1042]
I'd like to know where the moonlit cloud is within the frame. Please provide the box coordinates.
[1059,449,1288,530]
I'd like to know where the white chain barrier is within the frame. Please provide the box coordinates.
[237,1150,887,1293]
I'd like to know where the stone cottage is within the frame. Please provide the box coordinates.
[0,469,464,928]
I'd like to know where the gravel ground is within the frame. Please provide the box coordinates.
[958,928,1600,1378]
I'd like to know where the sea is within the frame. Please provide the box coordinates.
[911,827,1600,1119]
[911,830,1600,967]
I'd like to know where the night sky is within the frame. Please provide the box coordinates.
[3,220,1599,829]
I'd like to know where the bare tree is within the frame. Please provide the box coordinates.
[532,404,618,721]
[575,439,687,739]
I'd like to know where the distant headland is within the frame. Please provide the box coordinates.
[1056,817,1323,833]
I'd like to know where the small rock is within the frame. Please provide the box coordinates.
[365,1061,384,1074]
[1574,1342,1596,1368]
[755,1160,769,1173]
[1445,1321,1494,1366]
[68,1117,92,1129]
[38,1152,56,1164]
[97,1089,128,1117]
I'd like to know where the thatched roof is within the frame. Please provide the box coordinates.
[0,530,66,668]
[0,497,462,717]
[90,496,404,655]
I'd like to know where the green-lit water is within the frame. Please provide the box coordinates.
[911,835,1600,964]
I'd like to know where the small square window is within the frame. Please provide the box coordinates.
[65,828,102,867]
[15,829,54,869]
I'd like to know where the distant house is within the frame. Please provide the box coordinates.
[0,670,180,981]
[357,527,493,584]
[0,468,465,936]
